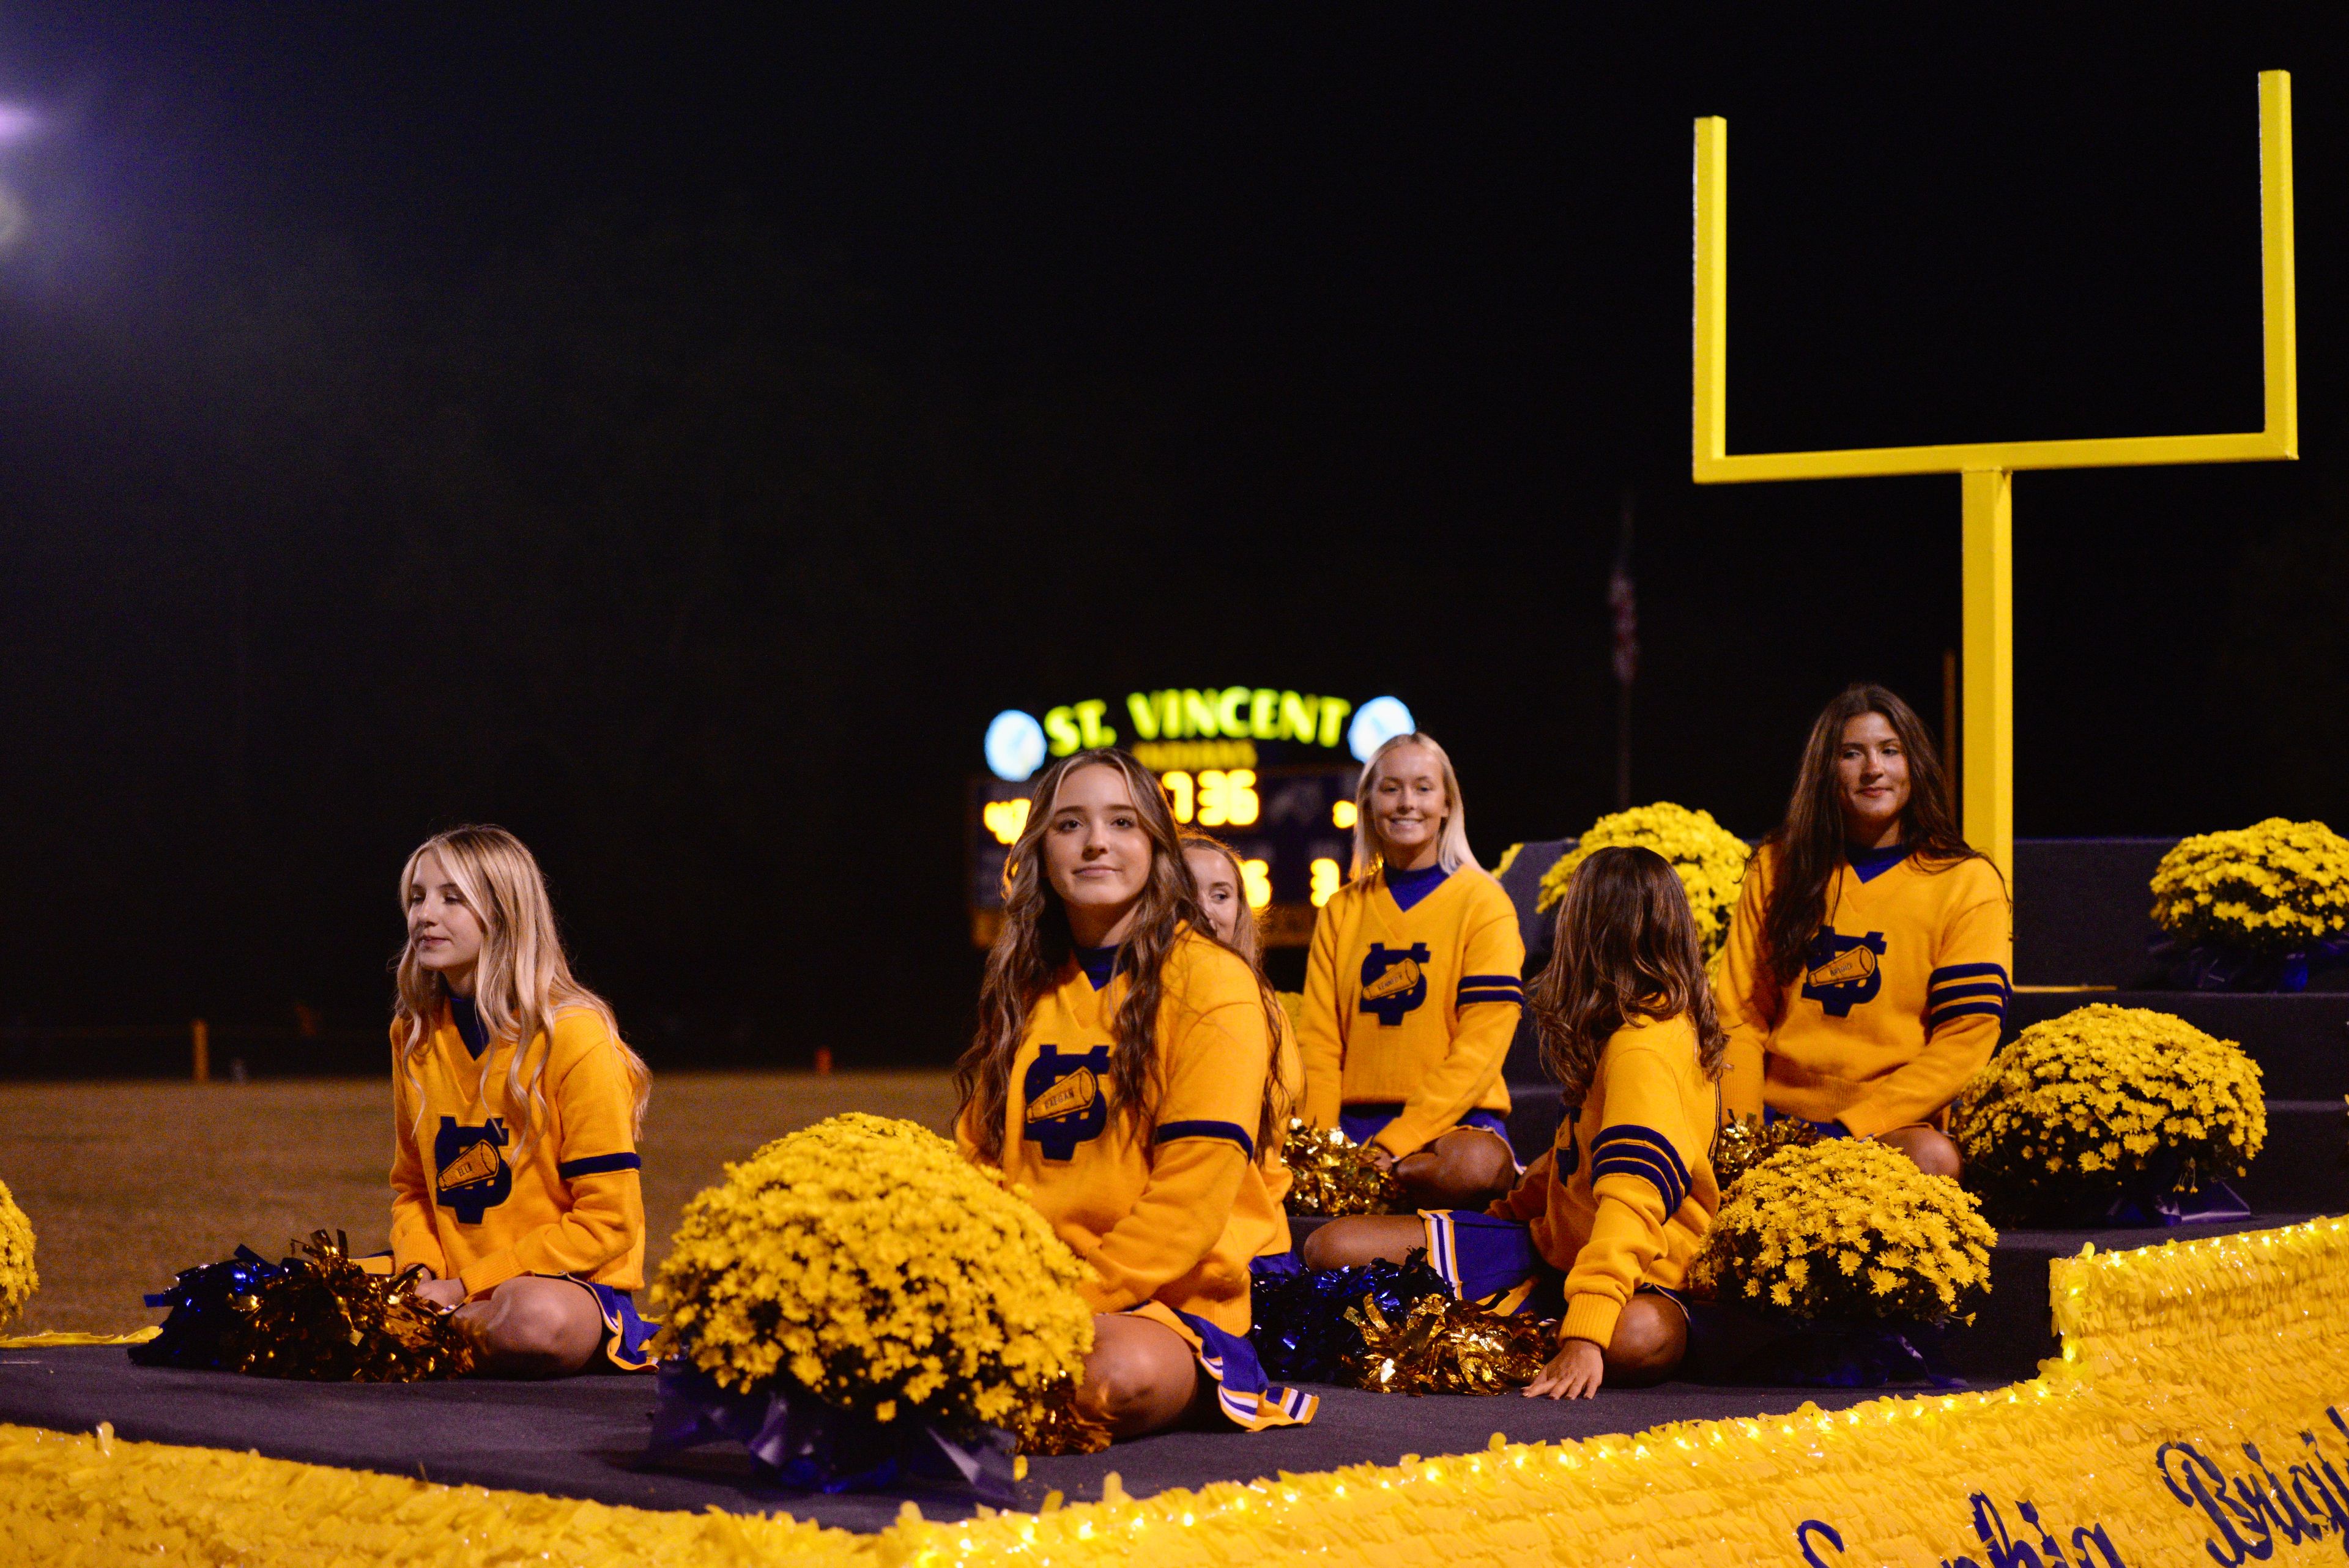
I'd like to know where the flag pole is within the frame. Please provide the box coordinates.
[1609,490,1637,809]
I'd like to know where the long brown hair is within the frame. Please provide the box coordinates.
[956,749,1284,1162]
[1751,683,1982,1022]
[393,825,650,1164]
[1527,845,1726,1107]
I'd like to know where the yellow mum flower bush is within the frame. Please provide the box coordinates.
[1536,803,1748,957]
[648,1113,1093,1438]
[0,1178,34,1330]
[1688,1139,1995,1326]
[1951,1005,2265,1225]
[2150,816,2349,954]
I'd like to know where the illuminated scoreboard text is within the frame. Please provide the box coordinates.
[968,685,1411,948]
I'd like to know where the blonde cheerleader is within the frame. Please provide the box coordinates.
[1296,731,1524,1215]
[390,825,655,1376]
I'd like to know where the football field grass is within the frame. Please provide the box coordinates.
[0,1071,960,1334]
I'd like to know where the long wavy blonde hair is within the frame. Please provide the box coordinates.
[393,825,650,1162]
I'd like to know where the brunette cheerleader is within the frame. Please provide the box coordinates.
[956,752,1315,1437]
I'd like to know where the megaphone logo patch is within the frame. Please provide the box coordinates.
[1023,1044,1112,1162]
[1359,942,1432,1027]
[434,1116,513,1225]
[1802,930,1888,1017]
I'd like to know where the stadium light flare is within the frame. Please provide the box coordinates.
[984,710,1048,782]
[1346,696,1416,762]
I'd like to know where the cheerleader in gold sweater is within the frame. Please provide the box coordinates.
[391,825,656,1377]
[1179,830,1302,1238]
[1308,846,1724,1395]
[956,752,1315,1440]
[1296,732,1524,1220]
[1717,684,2011,1176]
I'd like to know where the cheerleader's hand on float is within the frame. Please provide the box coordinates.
[1523,1336,1603,1400]
[414,1273,469,1312]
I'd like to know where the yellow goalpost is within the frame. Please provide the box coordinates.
[1691,72,2299,890]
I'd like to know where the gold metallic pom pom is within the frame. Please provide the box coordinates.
[237,1231,476,1382]
[1341,1293,1552,1395]
[1709,1112,1818,1194]
[1004,1373,1112,1456]
[1281,1119,1403,1217]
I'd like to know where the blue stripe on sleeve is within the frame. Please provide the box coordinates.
[1592,1124,1692,1192]
[1457,987,1525,1006]
[557,1151,643,1180]
[1458,974,1521,987]
[1929,962,2010,984]
[1587,1151,1682,1213]
[1928,1001,2007,1030]
[1590,1148,1687,1212]
[1927,980,2009,1002]
[1154,1120,1256,1159]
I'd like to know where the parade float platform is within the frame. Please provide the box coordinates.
[0,1213,2306,1534]
[7,1211,2349,1568]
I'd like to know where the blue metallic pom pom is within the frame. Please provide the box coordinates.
[130,1246,284,1370]
[1247,1247,1450,1384]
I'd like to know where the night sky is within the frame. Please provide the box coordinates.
[2,8,2344,1065]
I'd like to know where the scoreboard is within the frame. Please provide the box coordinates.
[966,686,1416,948]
